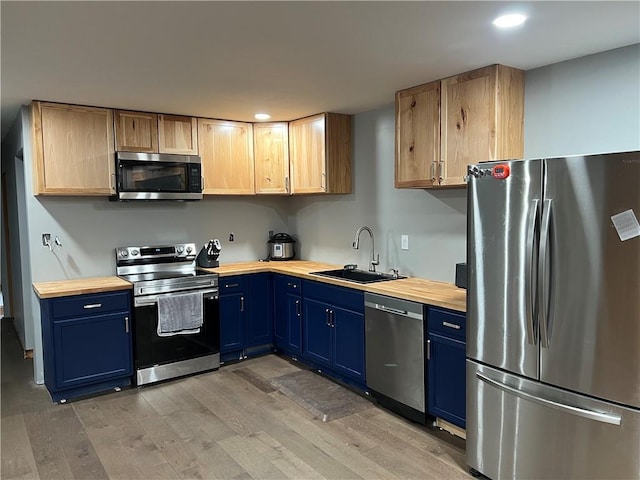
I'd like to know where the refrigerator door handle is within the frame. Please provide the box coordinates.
[539,199,553,348]
[525,199,539,345]
[476,372,622,426]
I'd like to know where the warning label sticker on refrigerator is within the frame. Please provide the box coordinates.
[611,209,640,241]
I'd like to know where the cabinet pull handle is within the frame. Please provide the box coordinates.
[225,283,239,288]
[431,162,436,182]
[296,300,301,317]
[124,316,129,333]
[110,173,116,192]
[285,176,290,193]
[325,308,330,326]
[427,339,431,360]
[321,172,326,191]
[330,310,335,328]
[201,176,205,191]
[83,303,102,309]
[438,160,444,182]
[240,296,244,312]
[442,321,461,330]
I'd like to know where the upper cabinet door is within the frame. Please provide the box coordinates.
[158,114,198,155]
[289,113,352,194]
[198,119,255,195]
[440,64,524,186]
[395,81,440,188]
[114,110,158,153]
[289,114,326,194]
[31,101,116,195]
[254,122,290,195]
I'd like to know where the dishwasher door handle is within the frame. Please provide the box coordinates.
[365,300,423,320]
[377,305,407,315]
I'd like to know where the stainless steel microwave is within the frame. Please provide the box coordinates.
[114,152,203,201]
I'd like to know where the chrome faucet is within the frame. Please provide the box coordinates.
[353,226,379,272]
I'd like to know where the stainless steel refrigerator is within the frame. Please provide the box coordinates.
[466,151,640,479]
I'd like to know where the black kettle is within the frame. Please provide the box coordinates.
[197,239,221,268]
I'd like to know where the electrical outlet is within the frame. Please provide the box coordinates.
[42,233,51,246]
[401,235,409,250]
[229,232,235,242]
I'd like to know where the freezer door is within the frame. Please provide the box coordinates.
[540,152,640,408]
[467,360,640,480]
[467,158,542,379]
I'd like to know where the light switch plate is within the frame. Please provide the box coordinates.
[401,235,409,250]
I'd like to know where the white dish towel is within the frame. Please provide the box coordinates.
[157,291,203,337]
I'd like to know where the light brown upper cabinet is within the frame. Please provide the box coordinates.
[114,110,158,153]
[254,122,290,194]
[198,119,255,195]
[158,114,198,155]
[31,101,115,195]
[289,113,352,194]
[395,80,440,188]
[395,64,524,188]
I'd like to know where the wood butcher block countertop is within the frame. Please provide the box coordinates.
[203,260,466,312]
[33,276,132,299]
[32,261,466,312]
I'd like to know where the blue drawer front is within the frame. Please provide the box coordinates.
[283,276,301,293]
[428,306,466,341]
[52,291,130,320]
[302,280,364,313]
[219,276,246,295]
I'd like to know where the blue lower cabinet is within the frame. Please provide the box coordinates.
[41,290,133,402]
[219,290,244,356]
[427,306,466,428]
[219,273,273,363]
[273,275,302,355]
[302,280,365,387]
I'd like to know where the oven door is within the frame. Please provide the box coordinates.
[133,289,220,375]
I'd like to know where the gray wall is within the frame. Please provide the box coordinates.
[288,107,467,281]
[524,44,640,158]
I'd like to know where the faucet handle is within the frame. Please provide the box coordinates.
[388,268,399,279]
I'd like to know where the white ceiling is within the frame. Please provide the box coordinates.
[2,1,639,140]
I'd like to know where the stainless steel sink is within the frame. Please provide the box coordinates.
[311,268,405,284]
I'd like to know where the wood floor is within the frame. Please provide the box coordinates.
[1,320,470,479]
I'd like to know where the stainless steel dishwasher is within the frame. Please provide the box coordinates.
[364,292,426,424]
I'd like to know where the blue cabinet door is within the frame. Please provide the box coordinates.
[245,273,273,347]
[274,275,288,348]
[428,332,466,428]
[303,298,332,367]
[219,292,244,353]
[332,306,365,382]
[286,293,302,354]
[52,312,132,389]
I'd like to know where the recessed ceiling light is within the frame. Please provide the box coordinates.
[254,113,271,121]
[493,14,527,29]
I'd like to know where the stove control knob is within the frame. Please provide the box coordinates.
[185,246,192,254]
[120,250,129,258]
[176,246,184,253]
[131,250,139,256]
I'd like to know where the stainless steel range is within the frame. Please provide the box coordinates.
[116,242,220,385]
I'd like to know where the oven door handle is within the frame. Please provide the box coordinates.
[135,289,219,307]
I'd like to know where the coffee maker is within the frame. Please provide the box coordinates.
[196,239,221,268]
